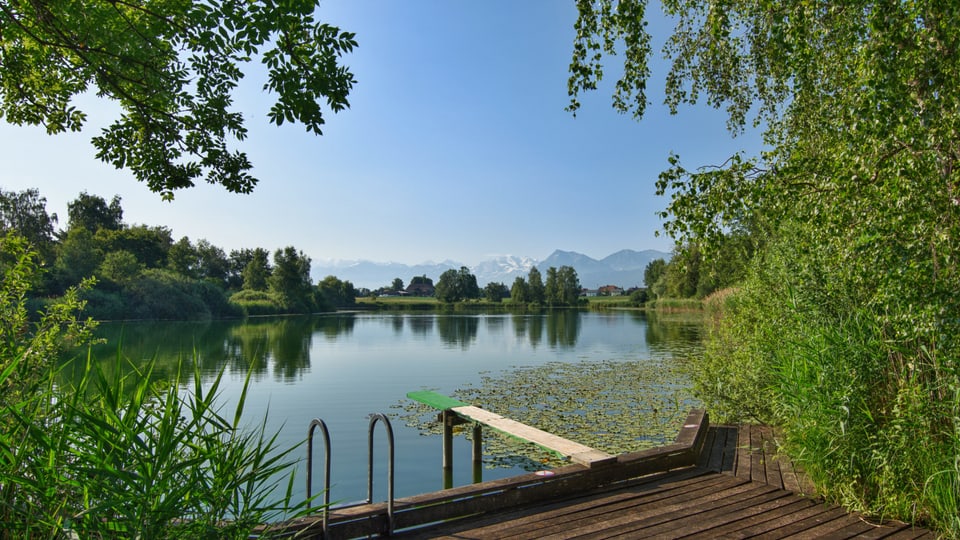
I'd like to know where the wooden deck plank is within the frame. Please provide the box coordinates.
[449,405,616,466]
[561,481,780,539]
[715,502,846,539]
[684,492,815,540]
[680,496,818,539]
[334,419,936,540]
[736,421,752,479]
[720,425,739,473]
[402,473,737,540]
[760,427,785,490]
[747,506,853,539]
[617,488,799,539]
[750,424,769,485]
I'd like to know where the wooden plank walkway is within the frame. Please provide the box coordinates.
[270,413,935,539]
[397,425,933,539]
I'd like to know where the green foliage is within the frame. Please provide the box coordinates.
[1,239,311,537]
[0,0,357,198]
[509,276,529,303]
[54,227,104,291]
[268,246,315,313]
[229,289,285,316]
[629,288,648,305]
[543,266,583,306]
[434,266,480,303]
[643,258,666,290]
[120,268,240,320]
[66,192,124,232]
[316,275,356,308]
[0,188,58,263]
[572,5,960,529]
[241,247,272,292]
[483,281,509,303]
[96,225,173,269]
[526,267,545,304]
[98,249,143,286]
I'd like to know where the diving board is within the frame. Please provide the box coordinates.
[407,390,616,468]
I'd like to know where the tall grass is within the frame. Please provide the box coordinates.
[1,350,312,539]
[693,238,960,537]
[1,235,314,538]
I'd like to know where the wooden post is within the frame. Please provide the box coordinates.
[472,423,483,484]
[442,410,453,489]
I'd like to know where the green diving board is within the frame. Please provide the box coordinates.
[407,390,616,468]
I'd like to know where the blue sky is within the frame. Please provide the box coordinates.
[1,1,763,266]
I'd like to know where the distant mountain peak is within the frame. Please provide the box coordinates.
[311,249,670,289]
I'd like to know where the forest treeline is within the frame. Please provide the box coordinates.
[1,187,358,320]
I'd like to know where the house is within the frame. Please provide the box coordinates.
[598,285,624,296]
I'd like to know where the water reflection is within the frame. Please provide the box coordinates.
[407,315,434,337]
[545,310,581,349]
[68,310,697,385]
[641,311,704,356]
[59,310,705,504]
[436,315,480,349]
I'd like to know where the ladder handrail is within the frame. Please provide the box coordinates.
[367,413,395,535]
[306,418,331,535]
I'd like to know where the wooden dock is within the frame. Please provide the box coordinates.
[271,410,935,539]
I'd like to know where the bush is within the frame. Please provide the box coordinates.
[230,289,285,316]
[0,237,310,538]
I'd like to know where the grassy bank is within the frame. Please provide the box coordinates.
[693,278,960,537]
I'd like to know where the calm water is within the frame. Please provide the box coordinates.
[67,310,703,507]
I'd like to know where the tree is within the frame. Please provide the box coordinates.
[391,277,404,292]
[0,1,357,199]
[570,2,960,531]
[194,239,228,288]
[241,248,271,292]
[556,266,582,305]
[527,266,545,304]
[66,192,123,232]
[434,266,479,303]
[96,225,172,269]
[97,250,142,287]
[53,227,103,289]
[269,246,313,312]
[483,282,509,303]
[544,267,560,306]
[167,237,199,279]
[317,275,356,308]
[510,276,529,303]
[410,275,432,286]
[0,188,57,259]
[643,259,666,290]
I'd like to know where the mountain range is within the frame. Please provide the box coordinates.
[311,249,671,290]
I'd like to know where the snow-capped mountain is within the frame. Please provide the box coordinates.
[311,249,670,290]
[471,255,538,286]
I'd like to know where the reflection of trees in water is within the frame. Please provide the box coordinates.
[484,315,506,334]
[511,313,544,349]
[75,320,237,384]
[407,315,434,337]
[267,317,315,381]
[545,310,580,349]
[436,316,479,349]
[69,316,358,386]
[391,315,404,334]
[315,314,356,340]
[642,311,704,355]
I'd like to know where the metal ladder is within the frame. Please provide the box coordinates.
[306,413,396,537]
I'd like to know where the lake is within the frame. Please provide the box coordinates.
[67,309,703,508]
